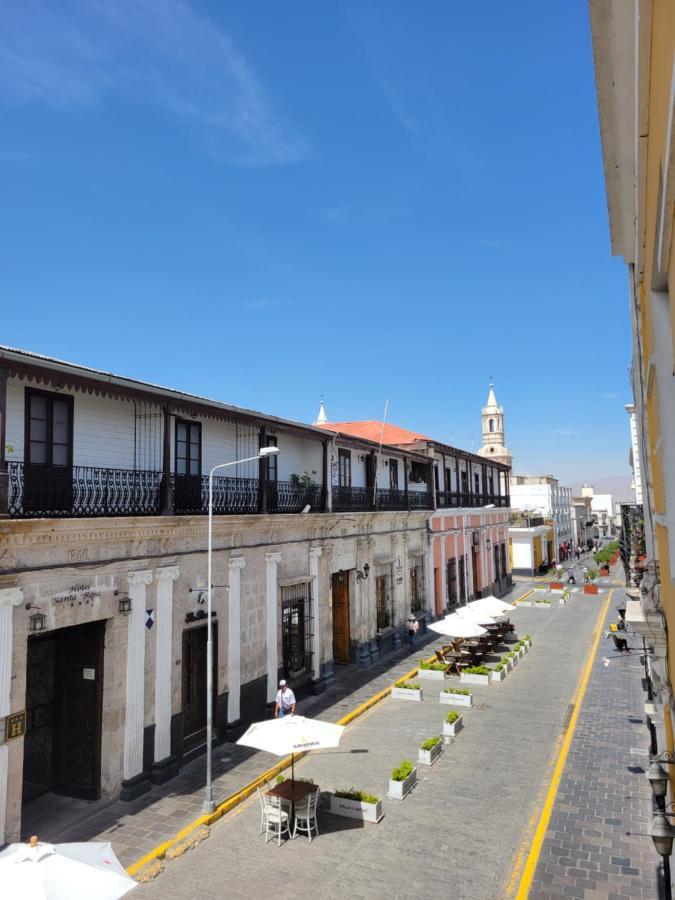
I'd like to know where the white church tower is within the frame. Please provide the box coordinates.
[478,382,512,467]
[314,399,328,426]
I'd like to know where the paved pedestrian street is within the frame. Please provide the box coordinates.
[133,577,660,899]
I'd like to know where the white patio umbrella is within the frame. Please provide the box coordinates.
[428,614,487,639]
[237,715,344,784]
[468,595,516,614]
[454,605,499,625]
[0,837,137,900]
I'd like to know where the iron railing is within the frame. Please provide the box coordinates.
[173,474,259,515]
[8,461,162,517]
[269,480,323,514]
[376,489,408,511]
[332,486,373,512]
[408,490,433,510]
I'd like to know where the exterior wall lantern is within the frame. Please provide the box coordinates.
[28,609,46,633]
[118,595,132,616]
[356,563,370,581]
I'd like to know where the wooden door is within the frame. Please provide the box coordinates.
[471,547,481,598]
[24,389,73,514]
[182,624,217,750]
[53,621,104,800]
[331,572,350,664]
[433,566,441,616]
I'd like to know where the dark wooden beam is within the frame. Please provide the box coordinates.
[258,426,268,513]
[160,405,173,514]
[0,369,7,516]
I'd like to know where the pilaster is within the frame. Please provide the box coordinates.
[152,566,179,783]
[309,547,323,690]
[227,556,245,724]
[0,588,22,845]
[121,570,153,800]
[265,552,282,703]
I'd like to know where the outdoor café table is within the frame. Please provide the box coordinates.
[266,780,316,819]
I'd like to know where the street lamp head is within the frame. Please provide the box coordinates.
[647,759,670,799]
[651,811,675,857]
[259,446,279,457]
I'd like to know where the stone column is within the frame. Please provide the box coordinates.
[309,547,323,691]
[438,532,446,614]
[0,588,22,845]
[265,552,281,704]
[152,566,179,784]
[227,556,245,725]
[121,570,153,800]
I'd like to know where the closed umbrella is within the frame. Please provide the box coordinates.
[429,614,487,638]
[237,715,344,785]
[0,837,137,900]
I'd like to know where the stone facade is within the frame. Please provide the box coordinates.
[0,508,430,843]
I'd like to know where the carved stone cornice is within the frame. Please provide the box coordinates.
[228,556,246,571]
[128,570,153,587]
[265,552,282,564]
[309,546,323,560]
[155,566,180,581]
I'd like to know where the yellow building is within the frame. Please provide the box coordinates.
[590,0,675,832]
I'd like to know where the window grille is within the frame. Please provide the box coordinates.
[410,559,425,613]
[375,571,393,631]
[280,583,314,681]
[446,558,457,609]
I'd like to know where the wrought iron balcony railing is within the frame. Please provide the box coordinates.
[408,490,433,510]
[268,481,323,514]
[331,485,373,512]
[376,488,408,511]
[7,461,162,518]
[173,474,259,515]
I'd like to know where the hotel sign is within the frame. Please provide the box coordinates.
[5,710,26,740]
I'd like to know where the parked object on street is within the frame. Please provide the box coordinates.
[0,836,137,900]
[237,715,344,785]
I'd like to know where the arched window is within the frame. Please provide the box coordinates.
[489,418,495,432]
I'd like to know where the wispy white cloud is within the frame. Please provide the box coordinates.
[601,392,618,400]
[0,0,309,167]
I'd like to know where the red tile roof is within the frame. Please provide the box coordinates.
[317,421,431,445]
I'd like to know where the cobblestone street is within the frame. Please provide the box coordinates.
[131,577,656,899]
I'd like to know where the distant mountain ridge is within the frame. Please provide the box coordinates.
[569,475,633,501]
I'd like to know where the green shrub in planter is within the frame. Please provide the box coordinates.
[446,711,460,724]
[391,760,414,782]
[419,660,446,672]
[524,634,531,641]
[442,687,470,695]
[495,662,504,671]
[334,787,380,804]
[275,774,286,784]
[462,665,490,676]
[420,736,441,751]
[398,682,420,690]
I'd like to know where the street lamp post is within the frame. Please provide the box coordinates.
[202,446,279,814]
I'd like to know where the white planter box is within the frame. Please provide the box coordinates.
[559,596,568,606]
[439,691,473,708]
[491,668,506,682]
[330,795,384,824]
[391,686,423,701]
[519,599,532,607]
[460,672,490,686]
[534,601,551,608]
[387,768,417,800]
[443,715,464,737]
[418,742,443,766]
[417,668,446,681]
[510,654,518,667]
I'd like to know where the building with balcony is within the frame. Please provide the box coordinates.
[316,417,512,615]
[509,475,574,561]
[0,345,439,845]
[590,0,675,880]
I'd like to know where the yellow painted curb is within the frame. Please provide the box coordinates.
[505,589,613,898]
[128,652,432,875]
[513,589,534,605]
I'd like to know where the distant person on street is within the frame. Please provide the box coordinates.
[406,613,420,650]
[567,569,576,584]
[274,680,296,718]
[583,565,589,583]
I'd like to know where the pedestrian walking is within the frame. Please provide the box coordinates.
[406,613,420,650]
[274,679,296,718]
[583,565,589,583]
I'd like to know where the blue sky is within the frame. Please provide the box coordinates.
[0,1,631,493]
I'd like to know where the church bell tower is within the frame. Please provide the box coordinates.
[478,382,512,467]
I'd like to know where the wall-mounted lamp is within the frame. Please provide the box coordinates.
[356,563,370,581]
[118,596,132,616]
[486,537,492,551]
[28,609,46,633]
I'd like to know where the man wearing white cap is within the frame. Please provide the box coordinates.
[274,679,296,718]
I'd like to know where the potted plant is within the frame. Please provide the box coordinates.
[514,641,525,658]
[330,788,384,824]
[491,661,506,682]
[506,650,518,667]
[549,581,564,590]
[418,736,443,766]
[560,588,570,605]
[523,634,532,649]
[387,759,417,800]
[391,680,423,701]
[518,595,533,607]
[418,660,448,681]
[534,597,552,608]
[443,710,464,737]
[439,687,473,707]
[460,665,491,686]
[584,583,599,595]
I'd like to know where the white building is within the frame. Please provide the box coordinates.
[581,484,617,540]
[625,403,644,504]
[510,475,574,561]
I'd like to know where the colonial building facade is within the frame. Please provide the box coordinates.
[0,347,510,845]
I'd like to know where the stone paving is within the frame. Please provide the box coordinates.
[136,584,607,899]
[528,586,660,900]
[27,624,444,865]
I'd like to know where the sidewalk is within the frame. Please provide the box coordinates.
[528,585,659,899]
[24,621,445,868]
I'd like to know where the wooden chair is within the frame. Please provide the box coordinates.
[434,650,455,674]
